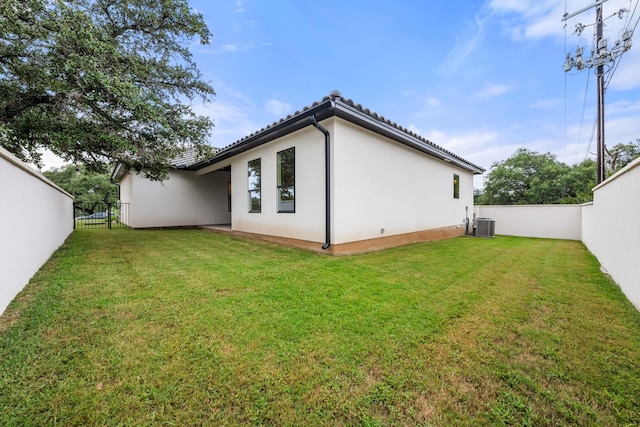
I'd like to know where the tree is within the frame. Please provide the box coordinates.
[608,139,640,172]
[479,148,570,205]
[478,148,596,205]
[560,159,596,204]
[43,165,119,213]
[0,0,215,180]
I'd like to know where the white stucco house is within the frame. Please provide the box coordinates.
[111,91,484,254]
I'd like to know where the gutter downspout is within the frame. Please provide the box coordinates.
[311,115,331,250]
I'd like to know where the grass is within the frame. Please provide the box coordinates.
[1,229,639,426]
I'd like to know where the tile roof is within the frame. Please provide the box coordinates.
[183,91,484,174]
[172,148,203,168]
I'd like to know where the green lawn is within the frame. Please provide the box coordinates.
[1,229,639,426]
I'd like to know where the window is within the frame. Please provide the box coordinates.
[248,159,261,212]
[277,147,295,212]
[453,174,460,199]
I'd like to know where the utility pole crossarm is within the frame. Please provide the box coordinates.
[562,0,633,184]
[562,0,608,21]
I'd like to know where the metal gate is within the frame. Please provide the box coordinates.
[74,202,129,230]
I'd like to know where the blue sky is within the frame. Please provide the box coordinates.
[44,0,640,188]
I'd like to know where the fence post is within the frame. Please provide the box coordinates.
[107,202,112,230]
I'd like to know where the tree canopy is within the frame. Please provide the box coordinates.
[477,148,596,205]
[0,0,215,180]
[609,139,640,172]
[43,164,118,212]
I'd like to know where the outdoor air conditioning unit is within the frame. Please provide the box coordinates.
[474,218,495,238]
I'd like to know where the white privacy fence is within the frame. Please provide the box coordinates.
[1,144,637,314]
[478,157,640,310]
[0,147,74,315]
[581,158,640,310]
[476,204,583,240]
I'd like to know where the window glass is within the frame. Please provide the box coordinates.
[453,174,460,199]
[248,159,261,212]
[277,148,295,212]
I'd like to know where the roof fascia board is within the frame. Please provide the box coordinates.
[110,163,126,182]
[188,100,334,171]
[188,94,484,175]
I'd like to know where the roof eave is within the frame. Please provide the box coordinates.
[110,163,127,182]
[188,99,335,171]
[188,95,485,175]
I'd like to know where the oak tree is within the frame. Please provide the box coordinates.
[0,0,215,180]
[609,139,640,171]
[43,164,119,213]
[478,148,596,205]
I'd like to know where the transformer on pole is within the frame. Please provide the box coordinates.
[562,0,633,184]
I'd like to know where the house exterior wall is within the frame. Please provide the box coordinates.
[119,172,134,224]
[331,118,472,245]
[230,125,326,243]
[581,158,640,310]
[122,169,230,228]
[476,205,582,240]
[0,147,73,315]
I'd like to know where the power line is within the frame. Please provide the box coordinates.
[604,0,639,91]
[576,70,592,163]
[585,114,597,161]
[563,0,634,182]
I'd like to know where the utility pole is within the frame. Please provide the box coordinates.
[563,0,633,184]
[596,3,606,184]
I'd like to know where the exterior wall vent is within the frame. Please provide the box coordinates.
[474,218,495,238]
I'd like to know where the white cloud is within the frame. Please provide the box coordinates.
[408,125,502,167]
[476,83,513,98]
[440,10,491,72]
[38,149,69,172]
[400,91,441,110]
[264,99,292,117]
[607,98,640,116]
[236,1,244,13]
[189,83,260,148]
[205,100,258,148]
[608,45,640,91]
[200,42,255,55]
[428,130,501,160]
[406,125,505,188]
[528,98,563,109]
[489,0,532,15]
[604,111,640,145]
[425,97,442,108]
[489,0,565,40]
[490,0,634,42]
